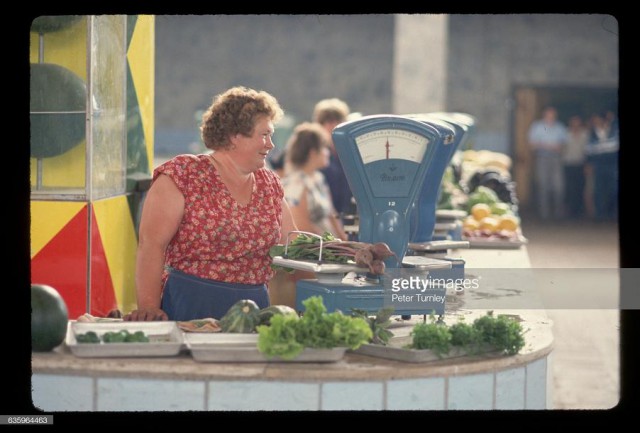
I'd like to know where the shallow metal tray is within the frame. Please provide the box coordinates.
[408,240,470,252]
[400,256,452,269]
[463,235,528,249]
[185,333,346,363]
[435,209,468,220]
[434,222,458,232]
[352,336,498,363]
[65,321,184,358]
[272,256,363,274]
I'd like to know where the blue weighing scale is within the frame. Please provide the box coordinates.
[425,112,476,242]
[405,113,476,280]
[273,115,457,316]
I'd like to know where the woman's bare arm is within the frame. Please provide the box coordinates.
[124,174,184,321]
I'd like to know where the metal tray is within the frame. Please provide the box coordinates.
[408,240,470,252]
[271,256,363,274]
[65,321,184,358]
[463,235,528,249]
[352,336,498,363]
[434,222,458,232]
[185,333,347,363]
[436,209,468,220]
[401,256,452,269]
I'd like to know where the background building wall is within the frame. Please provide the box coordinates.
[154,14,618,158]
[154,15,395,154]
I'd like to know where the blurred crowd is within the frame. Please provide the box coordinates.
[528,106,619,222]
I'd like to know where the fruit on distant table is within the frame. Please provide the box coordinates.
[498,214,520,232]
[31,284,68,352]
[463,216,480,230]
[471,203,492,220]
[490,202,512,216]
[479,216,500,232]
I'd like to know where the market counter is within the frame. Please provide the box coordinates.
[32,245,554,411]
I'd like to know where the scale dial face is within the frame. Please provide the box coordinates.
[355,128,429,164]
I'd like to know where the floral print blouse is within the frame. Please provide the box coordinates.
[154,154,283,285]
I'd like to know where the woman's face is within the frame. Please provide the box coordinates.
[229,116,275,172]
[312,145,330,170]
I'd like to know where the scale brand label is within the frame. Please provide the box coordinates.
[380,172,406,182]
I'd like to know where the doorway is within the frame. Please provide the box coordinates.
[511,85,618,211]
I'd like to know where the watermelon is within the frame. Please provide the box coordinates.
[31,284,69,352]
[258,305,298,326]
[219,300,261,333]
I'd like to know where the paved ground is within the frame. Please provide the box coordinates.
[521,215,620,410]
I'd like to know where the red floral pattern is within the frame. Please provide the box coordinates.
[154,154,283,285]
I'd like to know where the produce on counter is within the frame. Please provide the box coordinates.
[408,312,525,356]
[256,296,372,360]
[437,166,468,210]
[466,170,519,208]
[178,318,221,333]
[257,305,298,326]
[219,300,261,333]
[465,186,500,212]
[104,330,150,343]
[437,149,519,214]
[75,331,100,344]
[31,284,69,352]
[463,202,521,241]
[269,231,396,275]
[351,307,395,346]
[76,330,150,344]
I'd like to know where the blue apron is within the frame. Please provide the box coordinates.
[161,268,270,321]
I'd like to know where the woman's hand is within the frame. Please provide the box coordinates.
[123,307,168,321]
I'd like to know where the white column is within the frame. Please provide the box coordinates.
[393,14,449,114]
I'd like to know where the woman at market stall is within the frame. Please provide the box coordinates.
[124,86,297,322]
[282,122,348,241]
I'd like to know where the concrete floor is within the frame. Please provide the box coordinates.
[521,215,620,409]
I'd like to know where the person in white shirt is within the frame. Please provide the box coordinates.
[528,106,569,220]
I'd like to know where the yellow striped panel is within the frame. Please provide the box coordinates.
[30,201,86,258]
[127,15,155,173]
[92,196,138,313]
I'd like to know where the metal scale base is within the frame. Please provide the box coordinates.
[274,256,451,316]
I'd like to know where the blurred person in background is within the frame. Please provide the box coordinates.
[282,122,348,240]
[313,98,356,222]
[528,106,568,220]
[586,111,619,221]
[563,115,589,219]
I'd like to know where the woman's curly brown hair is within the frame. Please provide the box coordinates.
[200,86,284,151]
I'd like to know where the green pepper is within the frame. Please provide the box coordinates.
[76,331,100,344]
[124,330,149,343]
[103,330,127,343]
